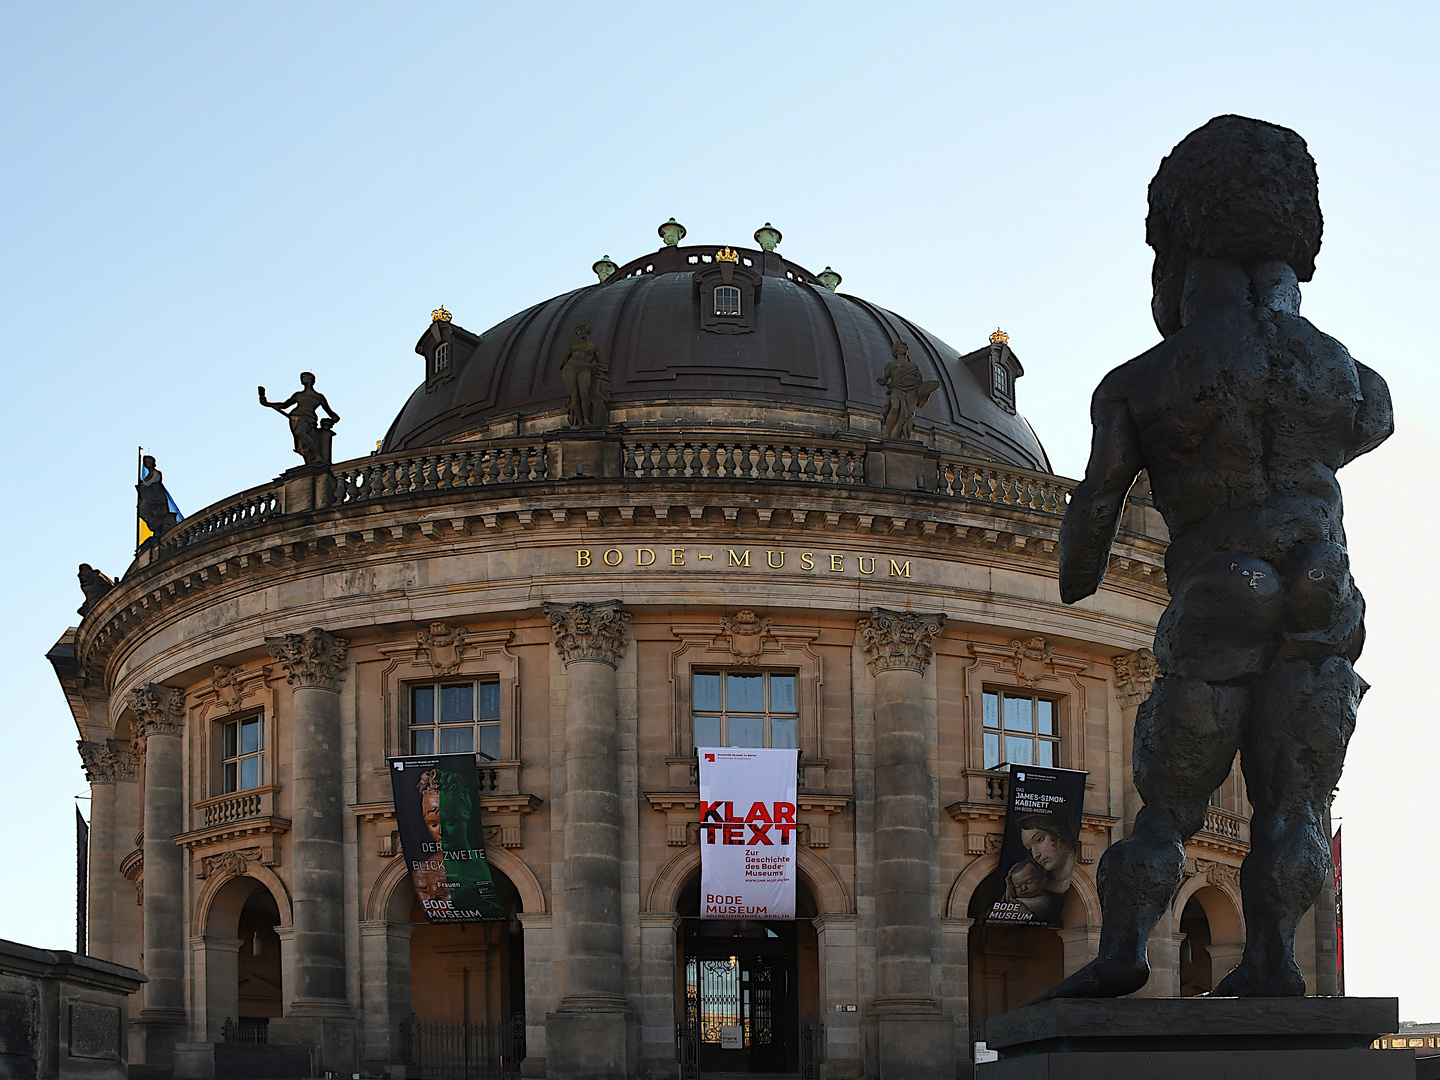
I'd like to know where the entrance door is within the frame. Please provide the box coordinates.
[684,922,798,1074]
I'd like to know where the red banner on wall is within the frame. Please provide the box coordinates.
[698,748,799,920]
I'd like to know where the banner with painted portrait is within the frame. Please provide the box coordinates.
[390,754,507,922]
[984,764,1087,925]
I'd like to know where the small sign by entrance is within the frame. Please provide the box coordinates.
[720,1025,744,1050]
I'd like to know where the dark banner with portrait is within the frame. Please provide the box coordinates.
[389,755,507,922]
[983,764,1088,925]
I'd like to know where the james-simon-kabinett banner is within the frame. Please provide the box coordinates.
[698,747,799,920]
[390,754,507,922]
[984,763,1088,926]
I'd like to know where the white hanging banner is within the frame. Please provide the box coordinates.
[698,747,799,920]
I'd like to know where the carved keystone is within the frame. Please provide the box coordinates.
[265,627,349,691]
[544,600,630,668]
[857,607,946,675]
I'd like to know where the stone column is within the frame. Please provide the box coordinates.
[359,918,412,1076]
[265,628,356,1073]
[126,684,187,1064]
[856,608,953,1080]
[1113,649,1160,837]
[78,739,136,962]
[542,601,634,1080]
[813,914,860,1072]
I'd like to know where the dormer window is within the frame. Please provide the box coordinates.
[434,341,451,375]
[714,286,742,317]
[991,360,1008,399]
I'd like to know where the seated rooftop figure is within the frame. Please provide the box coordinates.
[1050,115,1393,999]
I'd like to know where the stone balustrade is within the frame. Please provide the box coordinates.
[329,443,548,504]
[160,485,282,554]
[936,460,1071,513]
[195,786,275,827]
[623,440,866,483]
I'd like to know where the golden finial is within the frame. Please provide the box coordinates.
[989,327,1009,345]
[715,247,740,263]
[432,305,452,323]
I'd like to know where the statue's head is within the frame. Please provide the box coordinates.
[574,322,591,339]
[142,454,156,470]
[1147,115,1321,335]
[300,371,316,387]
[891,340,909,360]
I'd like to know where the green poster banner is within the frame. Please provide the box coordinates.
[389,754,507,922]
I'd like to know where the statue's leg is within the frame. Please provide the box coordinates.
[1038,675,1246,999]
[1214,655,1359,996]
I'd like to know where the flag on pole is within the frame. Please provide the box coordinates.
[136,448,183,548]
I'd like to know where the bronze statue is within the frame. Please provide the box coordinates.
[136,454,179,540]
[560,322,611,428]
[259,372,340,466]
[1048,115,1392,1000]
[877,340,940,441]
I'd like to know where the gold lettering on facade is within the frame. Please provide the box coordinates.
[637,548,656,566]
[767,551,784,568]
[603,548,622,566]
[671,548,685,565]
[890,559,911,578]
[570,547,924,579]
[699,554,713,560]
[728,549,750,567]
[577,549,591,567]
[801,553,815,570]
[829,554,845,572]
[859,556,876,575]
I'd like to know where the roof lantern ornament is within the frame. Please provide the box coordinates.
[432,305,452,323]
[592,255,618,283]
[658,217,687,246]
[715,247,740,263]
[989,327,1009,345]
[818,266,842,292]
[753,222,782,252]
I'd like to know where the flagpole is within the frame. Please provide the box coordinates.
[136,446,143,555]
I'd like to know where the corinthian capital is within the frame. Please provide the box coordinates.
[857,607,946,675]
[124,684,185,751]
[77,739,137,784]
[266,627,349,691]
[544,600,630,668]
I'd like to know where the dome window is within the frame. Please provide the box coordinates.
[434,341,451,375]
[714,286,742,318]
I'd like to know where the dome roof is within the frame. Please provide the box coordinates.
[383,242,1050,472]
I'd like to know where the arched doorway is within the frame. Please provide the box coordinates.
[237,888,283,1027]
[676,873,820,1075]
[965,870,1064,1042]
[408,865,525,1027]
[1176,882,1243,996]
[195,869,291,1043]
[1179,896,1212,996]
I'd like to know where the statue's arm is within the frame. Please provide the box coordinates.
[1058,378,1142,604]
[1347,359,1394,463]
[317,392,340,423]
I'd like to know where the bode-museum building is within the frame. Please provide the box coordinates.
[50,222,1338,1080]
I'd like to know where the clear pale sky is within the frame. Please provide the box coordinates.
[2,2,1435,1018]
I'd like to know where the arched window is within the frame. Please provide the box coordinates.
[434,341,451,374]
[714,286,742,317]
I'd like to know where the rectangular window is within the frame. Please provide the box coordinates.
[692,670,799,749]
[410,679,502,760]
[222,716,265,793]
[982,689,1058,770]
[714,286,742,317]
[434,341,451,374]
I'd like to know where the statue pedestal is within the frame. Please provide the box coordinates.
[978,998,1411,1079]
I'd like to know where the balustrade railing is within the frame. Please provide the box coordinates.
[624,440,864,483]
[936,460,1071,514]
[161,487,282,553]
[196,786,272,827]
[331,445,547,505]
[1202,806,1244,841]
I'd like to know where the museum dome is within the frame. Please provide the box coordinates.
[382,227,1051,472]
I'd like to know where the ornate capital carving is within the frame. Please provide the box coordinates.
[416,622,466,675]
[199,848,262,880]
[1113,647,1162,709]
[125,683,185,750]
[77,739,137,784]
[266,627,349,691]
[1010,636,1055,687]
[857,607,946,675]
[720,610,773,665]
[544,600,630,668]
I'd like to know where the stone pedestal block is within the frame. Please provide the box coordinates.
[548,434,624,479]
[544,1010,635,1080]
[864,442,938,492]
[268,1014,357,1076]
[874,1012,956,1080]
[980,997,1410,1080]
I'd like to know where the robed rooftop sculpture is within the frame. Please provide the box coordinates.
[1048,115,1392,999]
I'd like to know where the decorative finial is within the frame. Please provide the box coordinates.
[818,266,842,292]
[989,327,1009,345]
[753,222,782,252]
[432,305,452,323]
[592,255,618,283]
[658,217,687,246]
[715,247,740,263]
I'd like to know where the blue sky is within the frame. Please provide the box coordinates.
[2,2,1436,1016]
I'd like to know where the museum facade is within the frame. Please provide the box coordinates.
[50,225,1337,1079]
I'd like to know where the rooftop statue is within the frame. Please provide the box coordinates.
[258,372,340,467]
[560,322,612,428]
[1047,115,1392,999]
[878,340,940,441]
[135,454,179,540]
[77,563,115,616]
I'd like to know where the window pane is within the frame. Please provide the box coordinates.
[439,726,474,754]
[770,675,797,713]
[729,716,764,747]
[412,686,435,724]
[239,755,260,790]
[1005,696,1033,733]
[1037,699,1054,735]
[1036,741,1054,767]
[477,723,500,761]
[440,684,473,723]
[984,732,1000,769]
[694,715,721,749]
[770,718,798,749]
[1005,735,1033,765]
[983,691,999,729]
[223,761,237,793]
[478,681,501,720]
[411,728,434,755]
[727,674,763,712]
[694,673,721,712]
[223,721,238,758]
[240,718,261,755]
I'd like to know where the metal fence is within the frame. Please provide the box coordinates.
[220,1017,269,1044]
[404,1014,524,1080]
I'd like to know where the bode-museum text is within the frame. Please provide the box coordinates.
[574,546,914,577]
